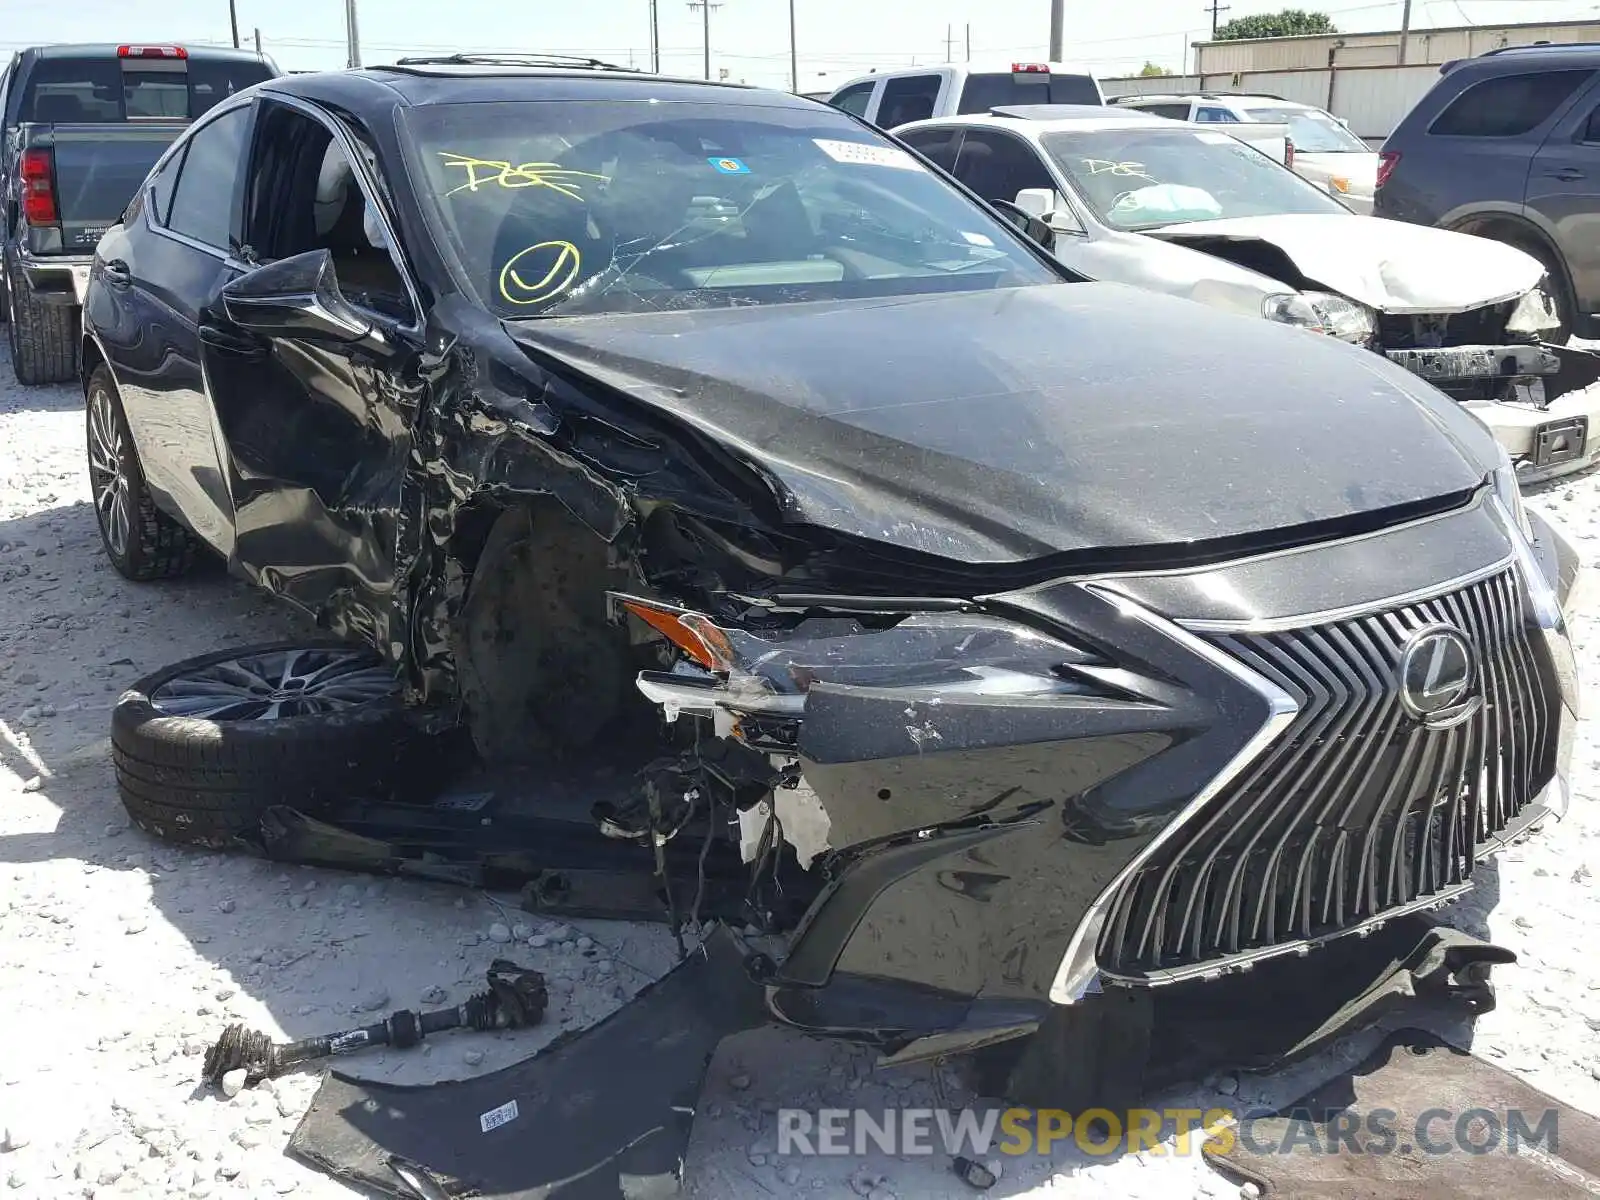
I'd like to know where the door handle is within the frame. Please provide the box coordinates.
[1546,167,1585,182]
[198,320,268,359]
[101,259,132,289]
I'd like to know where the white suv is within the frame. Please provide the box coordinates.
[1113,92,1380,213]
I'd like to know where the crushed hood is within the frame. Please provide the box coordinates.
[1146,214,1543,314]
[506,283,1489,565]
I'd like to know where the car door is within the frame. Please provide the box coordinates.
[827,80,878,120]
[197,95,422,647]
[875,73,945,128]
[1528,79,1600,326]
[91,99,254,556]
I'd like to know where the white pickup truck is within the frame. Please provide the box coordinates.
[824,61,1104,128]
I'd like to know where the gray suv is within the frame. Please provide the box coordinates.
[1376,43,1600,342]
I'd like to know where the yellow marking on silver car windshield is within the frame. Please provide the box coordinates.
[1081,159,1155,181]
[438,152,608,200]
[498,241,582,306]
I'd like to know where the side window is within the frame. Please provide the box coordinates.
[1139,103,1194,121]
[899,127,963,172]
[951,129,1054,205]
[242,101,413,323]
[1429,69,1592,138]
[145,144,187,226]
[1196,106,1239,123]
[878,74,942,128]
[166,105,251,250]
[828,82,875,118]
[1585,104,1600,143]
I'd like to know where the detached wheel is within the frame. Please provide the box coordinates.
[112,642,442,848]
[5,257,76,384]
[87,365,197,581]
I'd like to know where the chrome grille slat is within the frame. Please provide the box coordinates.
[1098,566,1558,980]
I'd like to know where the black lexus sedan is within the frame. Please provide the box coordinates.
[81,58,1582,1099]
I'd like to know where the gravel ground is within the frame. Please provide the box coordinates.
[1,335,1597,1200]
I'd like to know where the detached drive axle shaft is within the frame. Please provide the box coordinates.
[202,958,548,1088]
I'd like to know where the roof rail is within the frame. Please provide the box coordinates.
[391,52,639,72]
[1480,40,1600,56]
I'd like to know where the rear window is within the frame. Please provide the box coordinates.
[20,56,272,123]
[957,72,1100,114]
[1428,69,1591,138]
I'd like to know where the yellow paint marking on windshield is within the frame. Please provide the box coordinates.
[438,152,609,200]
[1082,159,1154,181]
[498,241,582,306]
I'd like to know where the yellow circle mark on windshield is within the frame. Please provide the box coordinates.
[498,241,582,307]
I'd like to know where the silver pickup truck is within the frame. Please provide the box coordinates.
[1,43,278,384]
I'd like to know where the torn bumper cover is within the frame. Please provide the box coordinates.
[288,927,768,1200]
[1461,344,1600,485]
[627,493,1579,1061]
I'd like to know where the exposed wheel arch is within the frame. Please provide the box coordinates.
[451,497,646,765]
[1447,213,1578,343]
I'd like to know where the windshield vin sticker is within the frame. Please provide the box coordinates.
[813,139,919,170]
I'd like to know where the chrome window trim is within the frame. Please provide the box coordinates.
[1046,583,1299,1005]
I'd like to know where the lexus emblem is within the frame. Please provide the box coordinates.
[1398,625,1482,729]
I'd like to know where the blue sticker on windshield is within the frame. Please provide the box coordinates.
[708,157,750,174]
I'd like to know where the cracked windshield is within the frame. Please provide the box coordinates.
[1040,126,1348,230]
[401,99,1059,317]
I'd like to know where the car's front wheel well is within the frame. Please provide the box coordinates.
[447,495,649,765]
[1449,214,1577,339]
[79,332,105,392]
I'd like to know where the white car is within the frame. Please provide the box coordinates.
[1112,91,1381,214]
[895,106,1600,483]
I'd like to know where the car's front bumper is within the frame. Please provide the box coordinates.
[16,249,93,307]
[755,493,1578,1058]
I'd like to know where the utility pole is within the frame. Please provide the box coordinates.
[254,26,262,54]
[1049,0,1064,61]
[688,0,721,81]
[789,0,798,92]
[1204,0,1230,40]
[1398,0,1412,63]
[945,23,955,62]
[344,0,361,67]
[650,0,660,72]
[229,0,240,48]
[966,23,971,62]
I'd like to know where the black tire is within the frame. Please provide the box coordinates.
[5,257,77,384]
[86,364,198,581]
[112,642,448,848]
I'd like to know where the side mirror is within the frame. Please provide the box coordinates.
[1015,187,1086,236]
[219,248,386,350]
[989,199,1056,251]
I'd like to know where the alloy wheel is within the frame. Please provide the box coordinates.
[148,646,399,721]
[87,385,134,562]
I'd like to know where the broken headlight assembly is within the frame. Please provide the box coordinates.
[1489,443,1564,629]
[1504,285,1562,339]
[1262,291,1375,344]
[613,596,1106,746]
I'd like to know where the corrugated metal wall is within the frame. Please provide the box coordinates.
[1190,20,1600,73]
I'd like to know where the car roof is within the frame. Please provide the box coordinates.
[1119,92,1312,108]
[897,107,1179,136]
[23,42,271,63]
[1446,41,1600,73]
[258,65,825,119]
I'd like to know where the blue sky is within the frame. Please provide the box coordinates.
[6,0,1600,89]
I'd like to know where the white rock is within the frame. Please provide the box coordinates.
[512,923,533,941]
[487,923,512,944]
[576,936,595,952]
[353,989,389,1013]
[221,1069,249,1099]
[529,935,550,949]
[217,899,236,914]
[420,986,447,1006]
[464,1050,485,1066]
[288,894,308,910]
[780,1164,802,1185]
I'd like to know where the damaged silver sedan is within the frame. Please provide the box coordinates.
[896,106,1600,484]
